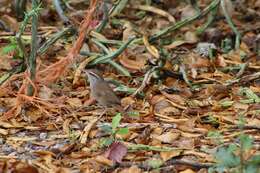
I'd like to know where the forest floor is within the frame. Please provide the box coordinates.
[0,0,259,172]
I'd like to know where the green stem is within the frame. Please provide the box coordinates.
[38,27,76,55]
[196,6,218,35]
[27,0,39,96]
[96,1,109,33]
[89,37,135,65]
[220,0,240,49]
[91,39,131,76]
[150,0,220,42]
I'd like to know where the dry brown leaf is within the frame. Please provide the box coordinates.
[181,5,197,20]
[164,40,187,49]
[158,106,181,116]
[143,35,160,59]
[219,0,234,17]
[12,162,39,173]
[0,14,19,32]
[119,165,142,173]
[153,131,180,144]
[132,5,175,23]
[233,102,249,110]
[185,31,198,44]
[0,128,8,135]
[161,91,186,106]
[66,98,82,108]
[174,137,195,149]
[215,55,227,67]
[181,132,202,138]
[80,116,100,144]
[119,53,147,71]
[0,55,12,70]
[95,155,113,166]
[150,94,166,105]
[123,22,137,41]
[26,107,43,122]
[180,169,196,173]
[121,96,136,107]
[160,150,182,161]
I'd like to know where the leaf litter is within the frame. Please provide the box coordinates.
[0,0,259,172]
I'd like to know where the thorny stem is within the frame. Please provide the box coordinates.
[27,0,40,96]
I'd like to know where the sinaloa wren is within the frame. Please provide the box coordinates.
[85,69,122,110]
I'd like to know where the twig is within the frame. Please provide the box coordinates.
[132,66,159,96]
[38,0,98,84]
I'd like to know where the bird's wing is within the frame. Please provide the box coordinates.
[95,81,121,105]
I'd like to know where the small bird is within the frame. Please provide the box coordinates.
[84,69,122,110]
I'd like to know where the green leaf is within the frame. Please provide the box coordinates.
[220,100,234,108]
[100,124,112,133]
[245,155,260,173]
[1,44,17,55]
[100,137,113,147]
[248,155,260,165]
[146,158,164,169]
[240,134,253,151]
[117,127,129,135]
[215,146,240,168]
[112,113,122,132]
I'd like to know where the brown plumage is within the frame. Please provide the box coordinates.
[85,69,121,108]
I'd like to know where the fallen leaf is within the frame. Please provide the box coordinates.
[119,165,142,173]
[181,5,197,20]
[153,131,180,144]
[13,162,39,173]
[95,155,113,166]
[180,169,196,173]
[160,149,182,161]
[119,53,147,71]
[104,142,128,163]
[66,98,82,108]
